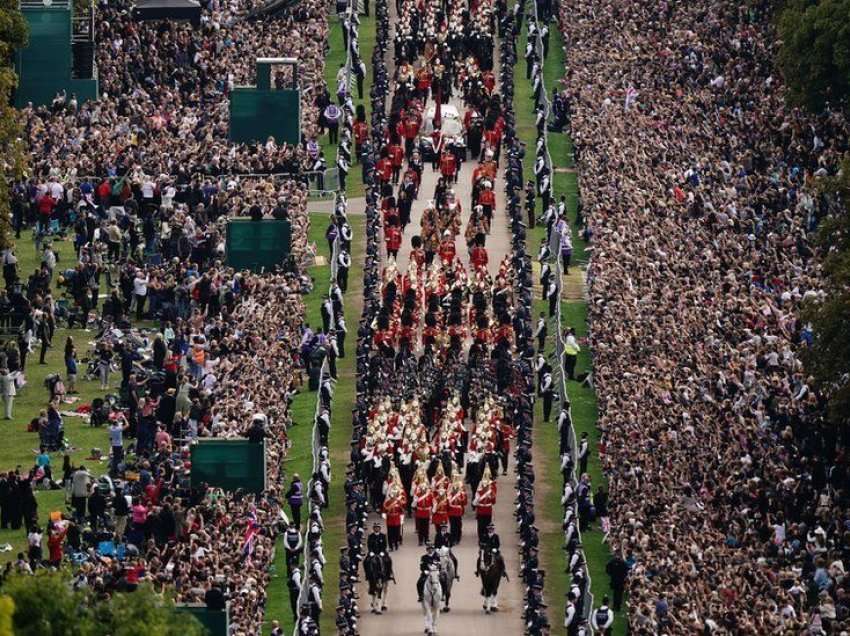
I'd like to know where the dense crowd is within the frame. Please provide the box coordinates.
[0,0,355,632]
[24,0,329,179]
[558,0,849,632]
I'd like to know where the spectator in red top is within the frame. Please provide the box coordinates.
[96,179,112,206]
[123,560,145,590]
[47,522,67,567]
[37,193,55,233]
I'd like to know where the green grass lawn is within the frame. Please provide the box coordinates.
[262,210,365,635]
[514,21,626,633]
[321,10,377,199]
[0,232,126,561]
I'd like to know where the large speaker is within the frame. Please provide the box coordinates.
[72,41,94,79]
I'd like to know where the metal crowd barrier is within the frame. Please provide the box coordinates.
[526,0,596,627]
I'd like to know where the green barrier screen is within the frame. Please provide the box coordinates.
[190,439,267,493]
[174,605,228,636]
[15,8,98,107]
[226,219,292,272]
[229,88,301,145]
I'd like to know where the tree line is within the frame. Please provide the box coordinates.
[776,0,850,426]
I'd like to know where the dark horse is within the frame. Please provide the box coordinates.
[476,548,508,614]
[363,551,395,614]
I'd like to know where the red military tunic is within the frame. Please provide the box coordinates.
[404,116,420,141]
[432,494,449,528]
[448,487,468,518]
[475,482,496,518]
[439,152,457,179]
[414,486,433,520]
[470,245,488,269]
[377,157,393,183]
[388,143,404,168]
[385,226,402,253]
[439,238,456,263]
[383,493,407,527]
[354,120,368,146]
[478,188,496,211]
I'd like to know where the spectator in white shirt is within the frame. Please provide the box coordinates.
[133,270,149,320]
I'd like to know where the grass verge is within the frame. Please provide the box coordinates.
[0,233,137,561]
[513,20,626,634]
[321,10,377,199]
[262,210,365,634]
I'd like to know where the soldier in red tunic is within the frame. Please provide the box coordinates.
[412,470,433,546]
[473,466,497,542]
[382,483,407,551]
[447,473,468,545]
[439,149,457,184]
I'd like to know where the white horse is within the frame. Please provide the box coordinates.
[421,565,443,634]
[437,546,455,612]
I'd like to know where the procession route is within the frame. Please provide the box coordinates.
[357,2,525,633]
[357,456,525,635]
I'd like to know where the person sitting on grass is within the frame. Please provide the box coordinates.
[34,445,52,482]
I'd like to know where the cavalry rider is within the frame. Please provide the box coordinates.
[482,522,501,552]
[434,522,460,579]
[367,521,388,555]
[416,543,440,603]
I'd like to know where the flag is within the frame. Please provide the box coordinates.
[624,86,639,111]
[242,513,259,557]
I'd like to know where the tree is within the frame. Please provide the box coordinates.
[2,570,89,636]
[777,0,850,112]
[0,0,29,250]
[802,158,850,425]
[90,585,206,636]
[0,595,13,636]
[1,571,206,636]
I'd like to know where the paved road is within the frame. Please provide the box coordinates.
[357,457,525,635]
[356,8,525,636]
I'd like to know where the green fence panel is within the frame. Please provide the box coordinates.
[225,219,292,272]
[15,7,98,107]
[229,88,301,145]
[174,604,229,636]
[190,439,267,493]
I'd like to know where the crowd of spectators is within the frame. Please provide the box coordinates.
[558,0,849,632]
[24,0,329,179]
[0,0,350,632]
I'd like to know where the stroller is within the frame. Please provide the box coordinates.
[43,373,66,401]
[89,398,111,427]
